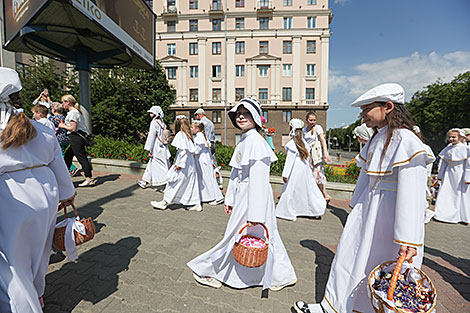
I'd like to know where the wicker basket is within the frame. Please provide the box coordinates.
[368,254,437,313]
[53,203,96,251]
[233,223,269,268]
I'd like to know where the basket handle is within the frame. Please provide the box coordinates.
[238,223,270,241]
[387,254,406,301]
[62,202,79,219]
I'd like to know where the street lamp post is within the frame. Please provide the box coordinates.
[346,134,351,152]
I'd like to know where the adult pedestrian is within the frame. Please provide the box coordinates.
[463,128,470,145]
[194,108,216,159]
[0,67,76,312]
[32,89,52,115]
[303,111,332,202]
[58,95,96,186]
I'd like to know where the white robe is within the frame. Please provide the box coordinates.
[434,143,470,223]
[142,118,170,186]
[187,129,296,289]
[321,126,434,313]
[0,121,75,313]
[193,132,223,203]
[276,139,326,221]
[163,131,200,206]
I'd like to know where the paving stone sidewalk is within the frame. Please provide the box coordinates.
[44,172,470,313]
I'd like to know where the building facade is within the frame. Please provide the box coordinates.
[152,0,332,149]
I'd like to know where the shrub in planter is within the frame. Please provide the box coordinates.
[345,159,360,178]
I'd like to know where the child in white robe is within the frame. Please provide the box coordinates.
[191,120,224,205]
[295,83,434,313]
[433,128,470,224]
[276,118,326,221]
[137,106,170,189]
[188,98,297,291]
[151,115,201,211]
[0,68,76,313]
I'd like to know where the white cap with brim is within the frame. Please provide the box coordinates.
[147,105,164,118]
[0,67,22,131]
[195,108,205,115]
[228,98,262,129]
[352,83,405,107]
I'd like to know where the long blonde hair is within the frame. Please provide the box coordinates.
[175,118,194,142]
[192,122,209,147]
[292,128,309,161]
[1,92,37,149]
[62,94,82,114]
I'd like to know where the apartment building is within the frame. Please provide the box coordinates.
[152,0,332,149]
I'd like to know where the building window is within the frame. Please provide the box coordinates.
[283,0,292,5]
[306,64,315,76]
[190,66,198,78]
[212,0,222,10]
[189,0,198,9]
[259,17,269,30]
[212,110,222,123]
[307,16,316,28]
[235,0,244,7]
[282,87,292,101]
[259,41,269,54]
[235,18,245,30]
[283,41,292,54]
[212,88,221,101]
[258,88,268,102]
[235,41,245,54]
[189,42,198,55]
[212,65,222,78]
[212,19,222,31]
[189,19,198,31]
[307,40,316,54]
[283,17,292,29]
[167,21,176,32]
[282,111,292,123]
[236,65,245,77]
[307,0,317,4]
[235,88,245,100]
[258,65,269,77]
[212,42,221,54]
[282,64,292,76]
[167,43,176,55]
[167,0,176,6]
[306,88,315,100]
[167,67,176,80]
[189,89,198,102]
[262,111,268,122]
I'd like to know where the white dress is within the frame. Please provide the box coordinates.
[433,143,470,223]
[193,132,223,203]
[142,118,170,186]
[276,139,326,221]
[163,131,200,206]
[0,121,75,313]
[187,129,296,289]
[321,126,434,313]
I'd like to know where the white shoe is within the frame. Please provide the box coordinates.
[270,279,297,291]
[151,200,167,210]
[424,208,435,224]
[137,180,148,189]
[192,273,222,288]
[188,203,202,211]
[208,199,224,205]
[294,301,324,313]
[219,184,224,190]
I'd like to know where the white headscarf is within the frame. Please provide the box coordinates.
[175,114,188,120]
[449,128,466,138]
[353,123,374,141]
[0,67,22,131]
[289,118,304,137]
[147,105,164,119]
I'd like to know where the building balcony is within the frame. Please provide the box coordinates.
[162,5,177,17]
[259,99,270,105]
[209,2,224,15]
[257,1,273,13]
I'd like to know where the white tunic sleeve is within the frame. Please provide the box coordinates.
[224,169,238,207]
[246,159,271,224]
[144,120,157,152]
[48,138,76,201]
[394,155,426,248]
[464,154,470,183]
[437,160,447,181]
[282,148,295,179]
[349,167,369,208]
[175,149,189,168]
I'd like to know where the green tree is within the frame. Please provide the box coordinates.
[406,71,470,153]
[326,119,362,151]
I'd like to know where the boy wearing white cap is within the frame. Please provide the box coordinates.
[276,118,326,221]
[137,106,170,189]
[295,83,434,313]
[188,98,296,291]
[433,128,470,224]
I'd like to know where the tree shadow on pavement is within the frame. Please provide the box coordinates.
[327,203,349,227]
[44,236,141,312]
[423,246,470,301]
[300,240,335,303]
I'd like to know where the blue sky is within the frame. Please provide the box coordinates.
[327,0,470,129]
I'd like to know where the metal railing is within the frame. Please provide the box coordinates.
[210,2,223,11]
[163,5,177,14]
